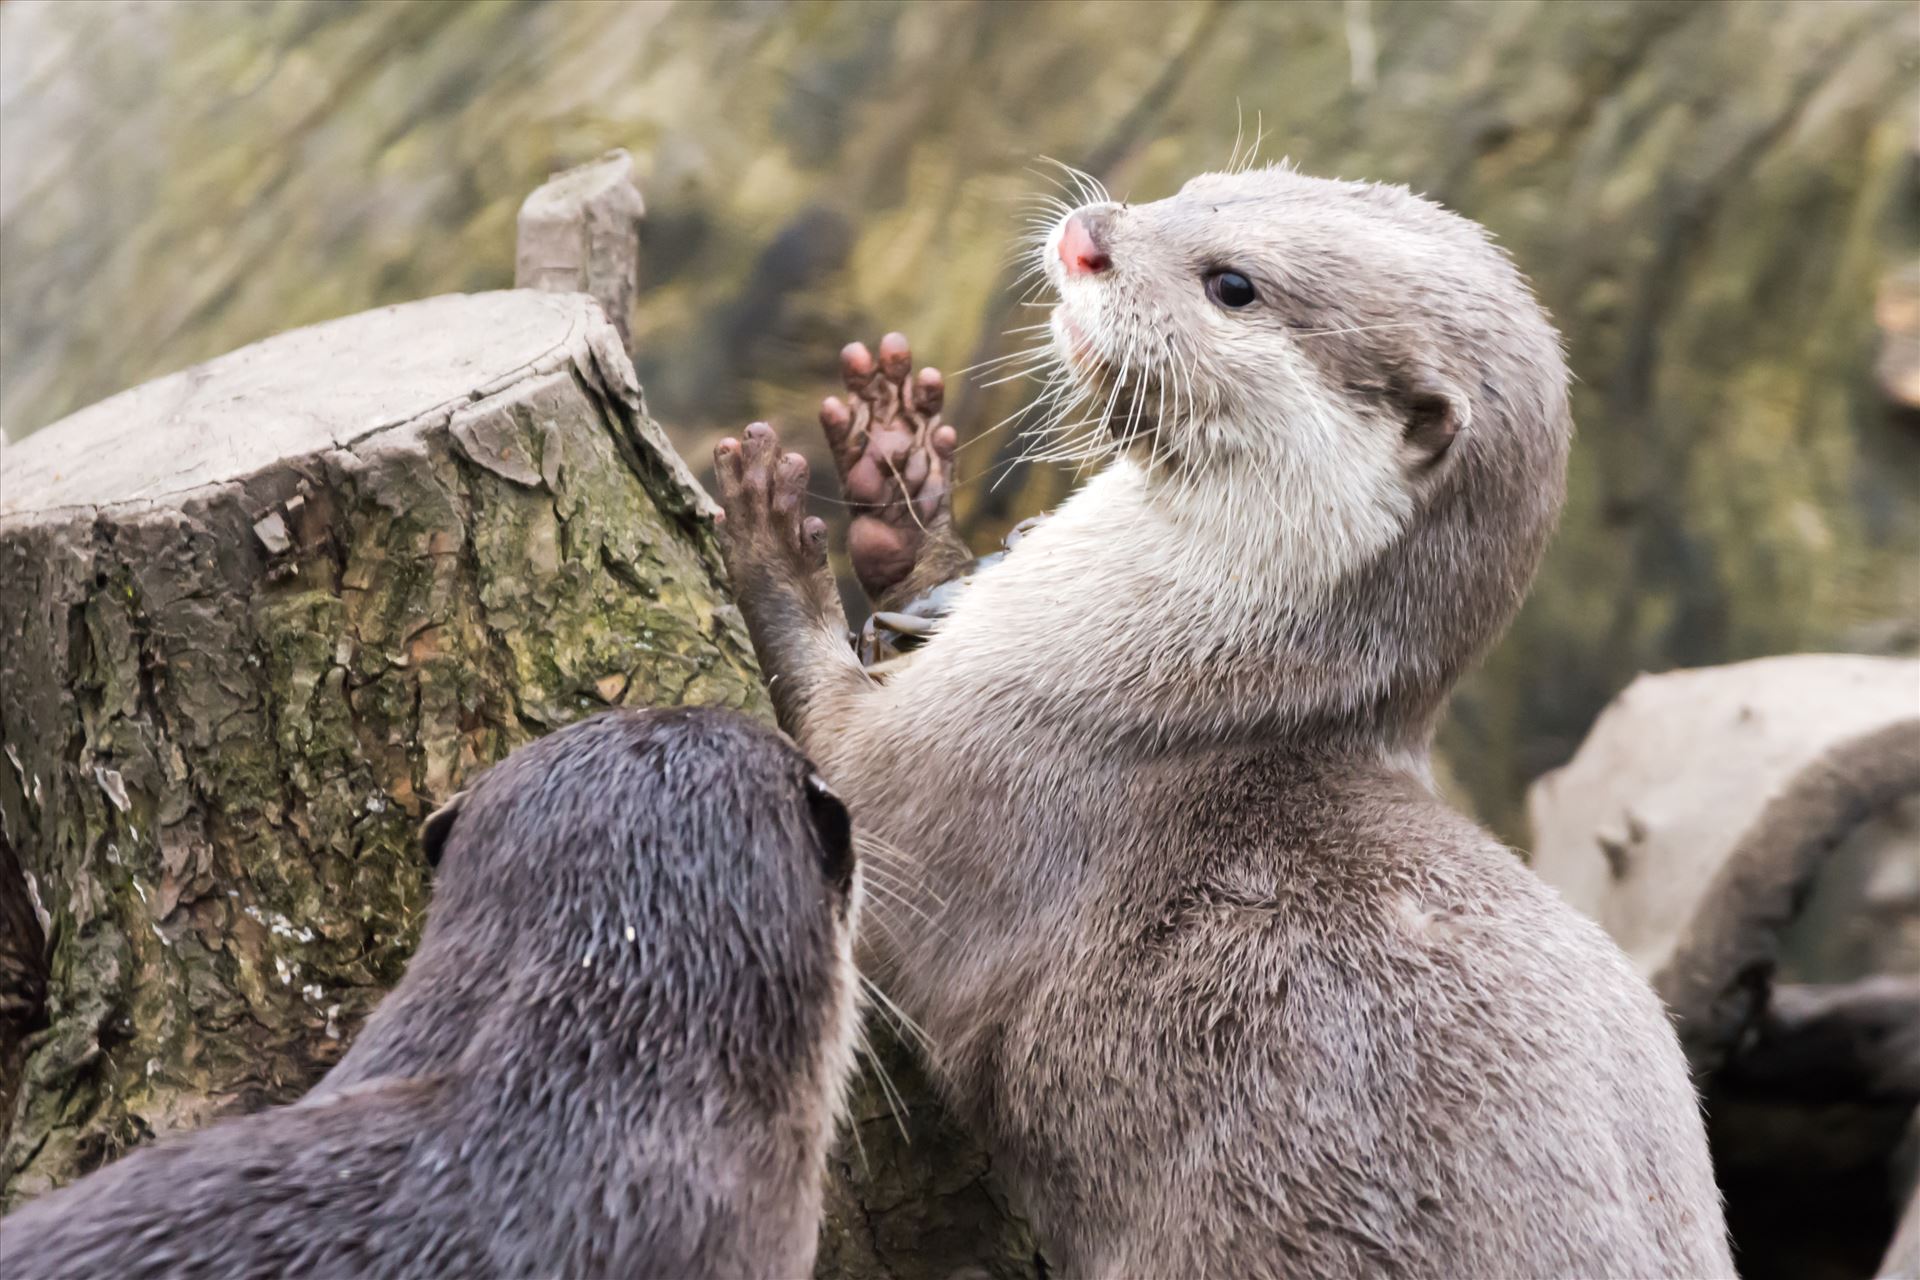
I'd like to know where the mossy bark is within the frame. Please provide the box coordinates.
[0,291,769,1202]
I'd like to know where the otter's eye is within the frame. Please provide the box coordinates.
[804,774,854,896]
[1205,270,1258,310]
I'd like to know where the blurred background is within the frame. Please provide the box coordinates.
[2,0,1916,840]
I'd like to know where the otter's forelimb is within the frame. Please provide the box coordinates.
[713,422,873,748]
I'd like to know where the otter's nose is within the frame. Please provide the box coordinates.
[1059,209,1113,276]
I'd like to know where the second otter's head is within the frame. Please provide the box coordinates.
[1039,164,1572,738]
[419,707,861,1122]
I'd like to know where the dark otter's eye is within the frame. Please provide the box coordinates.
[1205,270,1258,309]
[804,774,854,896]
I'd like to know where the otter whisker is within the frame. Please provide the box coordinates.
[854,845,946,910]
[856,850,946,908]
[967,364,1072,443]
[967,357,1054,387]
[1014,394,1096,466]
[955,379,1069,458]
[1001,182,1075,210]
[867,881,951,922]
[854,839,952,910]
[977,363,1056,391]
[878,450,930,535]
[846,1026,877,1169]
[1011,269,1057,309]
[860,871,940,921]
[1033,155,1110,209]
[1237,112,1268,175]
[1292,322,1425,340]
[857,850,946,902]
[955,343,1056,379]
[1023,164,1078,198]
[859,972,934,1056]
[849,1021,911,1146]
[1007,196,1075,225]
[860,873,954,940]
[1025,162,1105,213]
[854,867,919,935]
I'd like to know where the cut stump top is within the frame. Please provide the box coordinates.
[2,291,606,521]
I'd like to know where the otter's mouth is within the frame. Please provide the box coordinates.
[1047,305,1166,451]
[1052,307,1099,374]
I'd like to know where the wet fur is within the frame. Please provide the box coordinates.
[717,164,1732,1278]
[1,709,861,1280]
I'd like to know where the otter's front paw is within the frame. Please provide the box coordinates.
[714,422,831,590]
[819,332,958,602]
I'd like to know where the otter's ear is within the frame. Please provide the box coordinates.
[420,792,468,869]
[1401,373,1468,466]
[804,774,854,896]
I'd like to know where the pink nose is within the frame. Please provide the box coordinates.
[1058,212,1111,276]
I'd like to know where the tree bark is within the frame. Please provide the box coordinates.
[515,149,646,355]
[0,290,767,1202]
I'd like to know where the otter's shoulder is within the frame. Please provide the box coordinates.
[1322,759,1643,967]
[1126,741,1689,1095]
[1136,745,1636,977]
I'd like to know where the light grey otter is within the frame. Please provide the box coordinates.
[713,163,1734,1277]
[1,707,862,1279]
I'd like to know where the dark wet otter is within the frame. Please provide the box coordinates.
[713,162,1733,1277]
[1,708,862,1279]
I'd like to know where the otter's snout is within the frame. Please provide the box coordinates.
[1059,207,1114,276]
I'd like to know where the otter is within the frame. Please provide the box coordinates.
[713,163,1734,1277]
[2,708,862,1280]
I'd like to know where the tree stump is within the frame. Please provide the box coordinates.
[0,290,766,1202]
[515,149,646,355]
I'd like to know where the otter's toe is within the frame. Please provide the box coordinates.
[912,366,945,419]
[878,331,913,384]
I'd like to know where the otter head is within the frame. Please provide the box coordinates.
[418,707,861,1120]
[1041,164,1572,741]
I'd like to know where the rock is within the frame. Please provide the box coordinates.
[1527,654,1920,1074]
[1532,655,1920,1278]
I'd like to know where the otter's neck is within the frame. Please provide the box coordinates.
[915,458,1438,757]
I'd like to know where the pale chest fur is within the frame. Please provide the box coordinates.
[869,449,1411,748]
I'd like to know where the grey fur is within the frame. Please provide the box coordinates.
[715,166,1734,1277]
[2,707,861,1280]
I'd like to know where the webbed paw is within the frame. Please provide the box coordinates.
[819,332,959,602]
